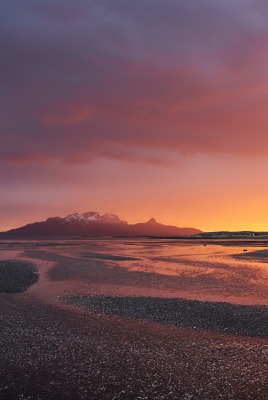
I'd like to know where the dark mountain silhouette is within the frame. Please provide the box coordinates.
[130,218,200,236]
[0,211,202,237]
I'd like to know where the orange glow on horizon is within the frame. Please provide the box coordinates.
[2,2,268,233]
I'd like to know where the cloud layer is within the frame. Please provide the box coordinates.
[2,0,268,165]
[2,1,268,232]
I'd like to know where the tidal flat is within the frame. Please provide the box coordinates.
[0,238,268,399]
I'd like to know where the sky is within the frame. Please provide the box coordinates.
[1,0,268,232]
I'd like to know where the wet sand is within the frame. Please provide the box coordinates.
[0,239,268,399]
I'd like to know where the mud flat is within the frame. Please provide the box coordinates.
[0,239,268,399]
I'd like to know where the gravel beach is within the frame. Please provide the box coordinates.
[0,239,268,399]
[66,295,268,338]
[0,260,38,293]
[1,293,268,400]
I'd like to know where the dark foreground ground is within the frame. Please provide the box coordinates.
[1,293,268,400]
[66,295,268,338]
[0,260,38,293]
[0,240,268,399]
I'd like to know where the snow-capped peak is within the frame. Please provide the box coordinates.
[65,213,82,222]
[81,211,101,222]
[64,211,127,225]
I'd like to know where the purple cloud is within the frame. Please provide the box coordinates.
[1,0,268,166]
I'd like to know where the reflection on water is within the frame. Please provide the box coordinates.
[1,238,268,305]
[77,238,268,275]
[78,239,268,305]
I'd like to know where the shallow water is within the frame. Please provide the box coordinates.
[75,238,268,305]
[1,239,268,399]
[1,238,268,305]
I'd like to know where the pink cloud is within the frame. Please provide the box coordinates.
[1,0,268,166]
[44,105,94,126]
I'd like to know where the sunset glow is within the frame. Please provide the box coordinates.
[1,1,268,232]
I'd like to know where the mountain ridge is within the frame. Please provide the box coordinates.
[0,211,202,237]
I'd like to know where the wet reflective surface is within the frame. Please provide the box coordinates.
[1,238,268,305]
[0,239,268,399]
[70,238,268,304]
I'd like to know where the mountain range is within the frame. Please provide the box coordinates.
[0,211,202,237]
